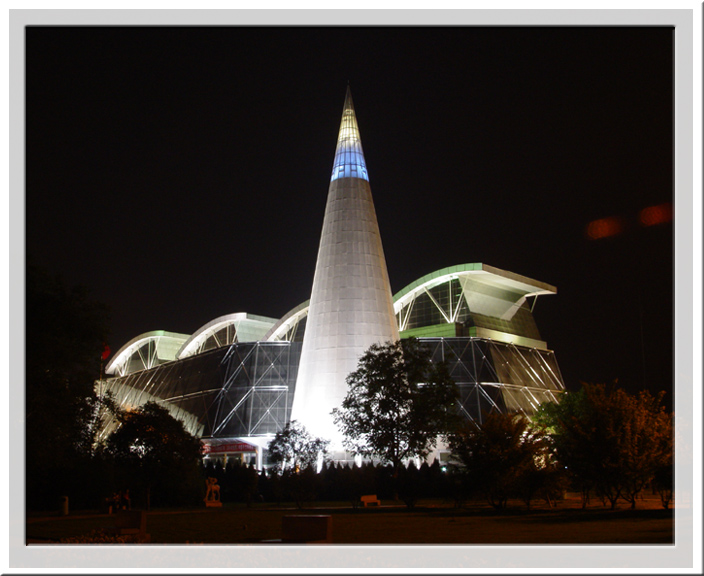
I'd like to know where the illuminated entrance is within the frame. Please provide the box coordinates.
[202,439,259,467]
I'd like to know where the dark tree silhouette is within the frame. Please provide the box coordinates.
[651,451,673,510]
[449,412,551,509]
[102,402,204,508]
[535,383,673,509]
[333,339,459,500]
[25,261,110,509]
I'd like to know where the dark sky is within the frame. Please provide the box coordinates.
[25,26,674,405]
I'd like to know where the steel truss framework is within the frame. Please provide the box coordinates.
[99,335,562,447]
[212,342,299,436]
[98,341,302,442]
[105,331,189,377]
[396,277,544,343]
[177,313,277,359]
[419,337,565,424]
[99,335,562,444]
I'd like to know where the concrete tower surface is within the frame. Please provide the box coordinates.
[291,88,399,447]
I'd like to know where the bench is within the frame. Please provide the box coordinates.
[281,515,332,544]
[106,510,150,542]
[360,494,380,507]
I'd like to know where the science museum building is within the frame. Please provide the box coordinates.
[99,88,565,467]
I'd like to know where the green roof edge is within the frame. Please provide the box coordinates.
[393,263,483,302]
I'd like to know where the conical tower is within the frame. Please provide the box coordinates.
[291,88,399,448]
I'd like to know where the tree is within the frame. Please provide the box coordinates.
[332,339,460,489]
[25,261,111,509]
[102,402,204,508]
[616,389,673,508]
[651,451,673,510]
[267,420,329,474]
[449,412,552,510]
[535,383,673,509]
[266,421,329,509]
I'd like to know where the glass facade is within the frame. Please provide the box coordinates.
[398,278,470,331]
[98,341,301,443]
[99,264,564,449]
[469,307,541,341]
[420,337,564,424]
[97,89,565,458]
[100,259,566,458]
[213,342,301,437]
[397,277,542,343]
[99,331,562,446]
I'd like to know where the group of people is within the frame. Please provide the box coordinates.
[106,489,131,512]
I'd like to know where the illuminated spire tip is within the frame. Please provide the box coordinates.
[330,87,368,182]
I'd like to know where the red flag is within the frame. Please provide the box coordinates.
[101,344,111,361]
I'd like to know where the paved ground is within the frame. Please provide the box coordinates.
[26,495,676,545]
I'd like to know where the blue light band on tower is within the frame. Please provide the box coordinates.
[330,146,369,181]
[330,89,369,182]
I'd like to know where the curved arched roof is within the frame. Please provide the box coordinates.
[393,263,556,319]
[105,330,190,377]
[177,313,278,359]
[263,300,310,342]
[107,264,558,370]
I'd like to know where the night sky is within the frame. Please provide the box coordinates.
[25,26,674,405]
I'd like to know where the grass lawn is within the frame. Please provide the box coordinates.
[26,495,674,545]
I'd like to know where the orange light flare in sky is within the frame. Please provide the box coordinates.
[586,203,672,240]
[586,216,625,240]
[639,202,673,227]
